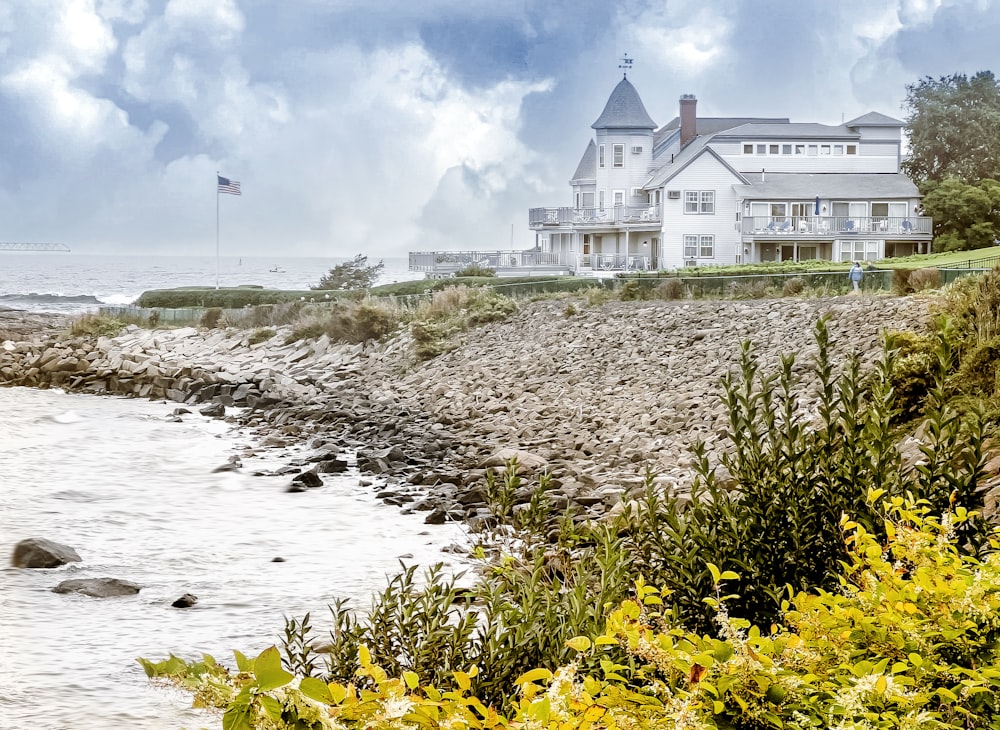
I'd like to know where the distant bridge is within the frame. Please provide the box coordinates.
[0,242,71,252]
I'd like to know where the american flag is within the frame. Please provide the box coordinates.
[217,175,241,195]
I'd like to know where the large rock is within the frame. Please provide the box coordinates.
[11,538,82,568]
[52,577,142,598]
[481,448,549,471]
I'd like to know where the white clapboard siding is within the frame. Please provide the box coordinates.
[659,151,745,269]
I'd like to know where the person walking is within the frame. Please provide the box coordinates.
[848,261,864,293]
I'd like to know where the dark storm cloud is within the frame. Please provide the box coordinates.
[0,0,997,255]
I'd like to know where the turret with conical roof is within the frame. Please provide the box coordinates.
[589,76,656,211]
[592,77,657,130]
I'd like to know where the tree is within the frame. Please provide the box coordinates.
[312,254,384,290]
[902,71,1000,185]
[921,177,1000,251]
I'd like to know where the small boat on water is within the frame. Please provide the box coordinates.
[268,266,285,273]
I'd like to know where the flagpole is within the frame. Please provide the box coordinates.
[216,171,220,290]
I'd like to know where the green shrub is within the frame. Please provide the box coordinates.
[143,499,1000,730]
[584,286,614,306]
[909,266,942,291]
[654,278,686,300]
[618,319,989,634]
[618,279,650,301]
[200,307,224,328]
[726,278,770,299]
[284,321,325,344]
[892,267,915,294]
[326,301,398,343]
[248,328,276,345]
[562,302,578,317]
[453,263,496,277]
[954,336,1000,396]
[68,314,129,338]
[411,321,456,361]
[781,276,805,296]
[886,329,937,422]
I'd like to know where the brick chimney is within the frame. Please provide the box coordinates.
[679,94,697,147]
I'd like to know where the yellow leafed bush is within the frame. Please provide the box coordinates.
[141,494,1000,729]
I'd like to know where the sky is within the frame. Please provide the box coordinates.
[1,0,998,257]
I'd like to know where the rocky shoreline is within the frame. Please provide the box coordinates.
[0,295,936,525]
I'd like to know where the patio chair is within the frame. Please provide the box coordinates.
[777,220,791,233]
[843,220,856,233]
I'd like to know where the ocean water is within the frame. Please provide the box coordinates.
[0,253,420,314]
[0,387,468,729]
[0,253,461,728]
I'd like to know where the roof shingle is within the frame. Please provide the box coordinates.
[591,77,656,130]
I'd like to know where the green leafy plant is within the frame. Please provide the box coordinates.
[453,263,496,277]
[248,327,276,345]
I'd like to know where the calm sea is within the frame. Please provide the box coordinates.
[0,253,421,314]
[0,255,463,729]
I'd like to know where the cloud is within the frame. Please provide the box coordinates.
[0,0,999,257]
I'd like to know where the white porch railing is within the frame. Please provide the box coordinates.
[529,205,661,227]
[408,250,565,272]
[742,215,932,236]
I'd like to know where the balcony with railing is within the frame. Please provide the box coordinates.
[408,249,567,273]
[529,205,661,228]
[743,215,932,237]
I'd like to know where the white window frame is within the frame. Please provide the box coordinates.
[613,144,625,167]
[613,189,625,207]
[846,144,858,155]
[685,190,715,214]
[599,145,605,168]
[631,145,643,154]
[683,235,698,258]
[699,235,715,258]
[743,143,754,154]
[598,190,605,209]
[630,187,643,197]
[838,239,882,262]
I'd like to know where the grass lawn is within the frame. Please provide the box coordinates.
[874,248,1000,269]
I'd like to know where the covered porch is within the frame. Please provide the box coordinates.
[541,226,660,272]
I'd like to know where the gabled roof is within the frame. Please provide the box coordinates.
[734,172,919,199]
[645,140,749,189]
[591,77,656,130]
[845,111,905,127]
[716,122,860,139]
[571,140,597,182]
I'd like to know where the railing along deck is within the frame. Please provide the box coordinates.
[408,250,565,272]
[743,215,932,236]
[529,206,661,227]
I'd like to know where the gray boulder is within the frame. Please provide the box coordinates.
[171,593,198,608]
[11,538,82,568]
[52,577,141,598]
[199,402,226,418]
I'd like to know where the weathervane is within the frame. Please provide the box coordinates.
[619,52,633,78]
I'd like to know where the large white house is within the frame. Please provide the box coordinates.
[529,76,932,271]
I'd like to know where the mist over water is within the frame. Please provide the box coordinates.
[0,387,466,728]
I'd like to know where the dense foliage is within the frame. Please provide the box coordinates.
[313,254,385,291]
[902,71,1000,185]
[142,498,1000,729]
[920,177,1000,252]
[140,272,1000,728]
